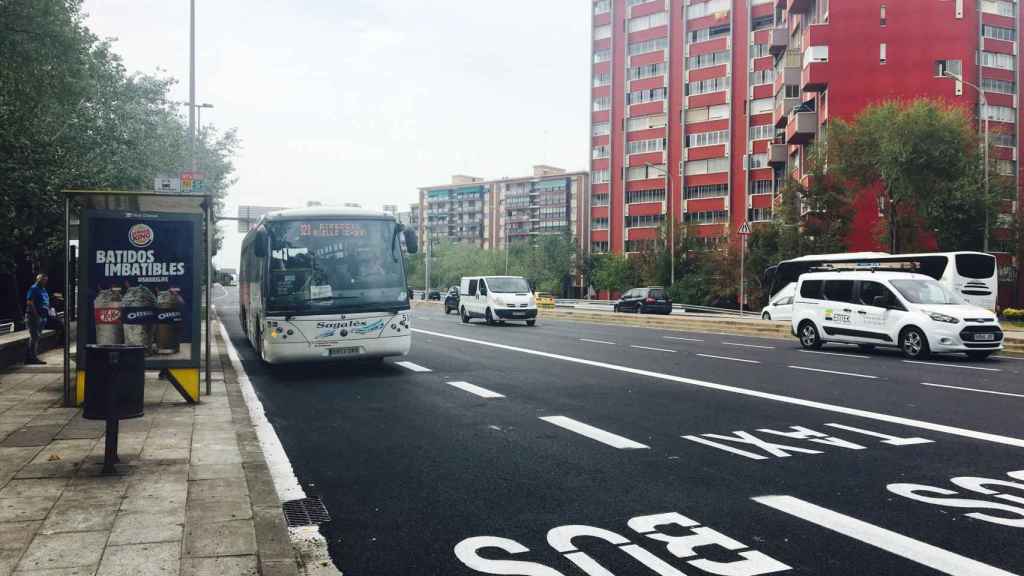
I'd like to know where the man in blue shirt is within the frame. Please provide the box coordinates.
[25,274,49,365]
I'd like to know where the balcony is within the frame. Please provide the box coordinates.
[787,0,812,13]
[775,95,799,128]
[785,109,817,145]
[801,46,830,92]
[768,142,788,166]
[769,26,788,56]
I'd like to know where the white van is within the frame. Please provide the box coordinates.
[458,276,537,326]
[792,271,1003,360]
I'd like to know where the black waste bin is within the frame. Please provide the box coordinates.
[83,344,145,473]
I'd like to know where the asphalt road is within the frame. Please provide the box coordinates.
[216,289,1024,576]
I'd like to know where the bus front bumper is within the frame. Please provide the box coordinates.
[264,335,411,364]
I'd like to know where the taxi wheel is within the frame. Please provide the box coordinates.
[798,321,822,350]
[900,326,931,360]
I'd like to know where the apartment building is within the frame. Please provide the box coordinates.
[591,0,1022,303]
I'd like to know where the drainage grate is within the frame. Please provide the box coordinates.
[282,497,331,527]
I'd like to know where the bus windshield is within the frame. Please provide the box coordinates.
[266,219,408,314]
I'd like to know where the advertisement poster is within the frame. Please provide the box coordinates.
[78,210,202,369]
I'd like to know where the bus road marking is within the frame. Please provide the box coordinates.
[395,361,431,372]
[903,360,1000,372]
[722,341,776,350]
[447,381,505,399]
[922,382,1024,399]
[788,365,878,379]
[540,416,649,449]
[753,495,1019,576]
[697,354,760,364]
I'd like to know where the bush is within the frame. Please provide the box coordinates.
[1003,308,1024,320]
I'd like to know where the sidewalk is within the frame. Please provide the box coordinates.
[0,331,302,575]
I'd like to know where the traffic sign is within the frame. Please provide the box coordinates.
[180,171,205,193]
[738,221,752,235]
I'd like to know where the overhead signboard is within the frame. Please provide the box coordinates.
[237,205,288,233]
[154,176,180,193]
[180,171,205,193]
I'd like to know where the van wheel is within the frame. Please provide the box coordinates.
[460,307,470,324]
[485,308,496,325]
[798,321,822,350]
[900,326,931,360]
[526,319,536,327]
[966,351,993,361]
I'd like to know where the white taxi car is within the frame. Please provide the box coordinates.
[792,271,1003,360]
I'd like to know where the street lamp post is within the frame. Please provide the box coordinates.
[644,163,674,286]
[505,207,511,275]
[943,71,990,252]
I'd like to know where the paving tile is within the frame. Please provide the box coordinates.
[13,462,80,480]
[185,498,251,525]
[0,521,42,576]
[258,559,300,576]
[29,442,96,465]
[107,512,183,546]
[39,502,118,535]
[184,519,255,558]
[186,479,247,504]
[0,427,63,448]
[95,541,179,576]
[11,566,98,576]
[0,480,67,501]
[186,464,243,481]
[0,498,55,523]
[15,532,107,572]
[179,555,257,576]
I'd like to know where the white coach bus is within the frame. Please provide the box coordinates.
[239,208,418,364]
[765,251,998,311]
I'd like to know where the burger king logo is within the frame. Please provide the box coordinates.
[129,223,154,248]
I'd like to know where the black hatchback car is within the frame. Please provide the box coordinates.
[613,287,672,314]
[443,286,460,314]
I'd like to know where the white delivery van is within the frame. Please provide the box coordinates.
[792,271,1003,360]
[458,276,537,326]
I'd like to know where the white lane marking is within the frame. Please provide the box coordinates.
[395,361,432,372]
[788,365,879,379]
[682,435,769,460]
[581,338,616,345]
[903,359,1000,372]
[753,495,1019,576]
[447,381,506,399]
[631,345,677,353]
[412,328,1024,449]
[539,416,649,449]
[664,336,704,342]
[993,355,1023,361]
[798,350,871,359]
[922,382,1024,399]
[697,353,760,364]
[722,341,776,350]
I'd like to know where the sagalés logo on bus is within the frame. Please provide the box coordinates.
[128,223,154,248]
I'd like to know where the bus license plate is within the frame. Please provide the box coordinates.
[975,333,995,341]
[329,346,361,356]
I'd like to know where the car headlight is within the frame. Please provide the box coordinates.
[494,297,505,306]
[925,311,959,324]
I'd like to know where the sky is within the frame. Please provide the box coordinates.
[83,0,591,269]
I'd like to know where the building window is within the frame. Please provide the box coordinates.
[749,207,773,222]
[628,62,667,81]
[594,48,611,63]
[592,122,611,136]
[628,11,668,33]
[687,0,729,20]
[982,51,1015,71]
[685,183,728,199]
[626,189,666,203]
[990,131,1016,147]
[934,60,962,78]
[750,69,774,86]
[592,145,610,159]
[879,43,887,65]
[684,157,729,175]
[627,114,667,131]
[982,0,1014,17]
[625,214,665,228]
[749,123,774,141]
[750,97,774,115]
[688,24,731,44]
[687,50,731,70]
[591,241,609,253]
[591,217,609,230]
[686,76,730,96]
[983,25,1016,42]
[982,104,1016,123]
[592,170,610,184]
[997,159,1016,176]
[687,129,730,148]
[751,15,773,31]
[625,240,658,253]
[627,87,667,105]
[594,0,610,14]
[684,210,730,224]
[750,180,773,195]
[685,104,730,123]
[880,4,886,26]
[784,84,801,98]
[628,37,669,56]
[626,0,655,6]
[627,138,667,155]
[593,72,611,87]
[748,154,769,169]
[593,96,611,111]
[626,164,666,180]
[750,44,770,59]
[594,24,611,40]
[592,194,610,207]
[982,78,1017,96]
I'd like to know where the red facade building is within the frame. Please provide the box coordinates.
[590,0,1022,304]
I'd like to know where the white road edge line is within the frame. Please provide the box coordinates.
[580,338,616,345]
[447,381,506,399]
[664,336,704,342]
[993,355,1023,361]
[721,341,776,350]
[696,353,760,364]
[411,327,1024,449]
[394,361,432,372]
[631,345,677,353]
[539,416,649,449]
[216,320,338,576]
[922,382,1024,399]
[903,359,1001,372]
[797,350,871,359]
[788,365,879,379]
[753,495,1019,576]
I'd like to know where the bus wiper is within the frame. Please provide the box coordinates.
[306,295,360,301]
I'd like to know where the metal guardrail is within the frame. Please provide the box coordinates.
[552,299,746,317]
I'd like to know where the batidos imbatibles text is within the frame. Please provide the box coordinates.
[95,250,186,277]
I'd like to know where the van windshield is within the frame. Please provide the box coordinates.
[890,279,965,305]
[488,277,531,293]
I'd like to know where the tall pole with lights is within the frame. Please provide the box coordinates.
[943,71,990,252]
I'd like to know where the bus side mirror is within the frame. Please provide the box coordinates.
[253,231,267,258]
[403,228,419,254]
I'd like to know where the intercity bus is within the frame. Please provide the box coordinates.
[765,251,998,311]
[239,208,418,364]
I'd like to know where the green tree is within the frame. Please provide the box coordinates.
[591,253,633,295]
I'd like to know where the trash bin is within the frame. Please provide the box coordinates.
[82,344,145,473]
[83,344,145,420]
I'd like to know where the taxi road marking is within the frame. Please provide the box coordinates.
[540,416,649,449]
[697,353,760,364]
[447,381,505,399]
[788,365,879,379]
[753,495,1019,576]
[922,382,1024,399]
[903,360,1000,372]
[394,361,431,372]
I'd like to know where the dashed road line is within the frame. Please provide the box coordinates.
[922,382,1024,399]
[721,341,776,350]
[994,355,1023,361]
[797,350,871,359]
[394,361,432,372]
[903,360,1000,372]
[788,365,878,379]
[447,381,506,399]
[753,495,1018,576]
[697,353,760,364]
[581,338,616,345]
[631,345,677,353]
[664,336,704,342]
[539,416,649,449]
